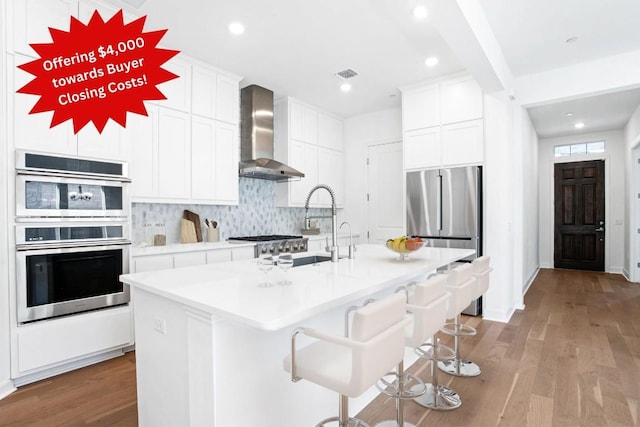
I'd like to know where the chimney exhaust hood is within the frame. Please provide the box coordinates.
[239,85,304,182]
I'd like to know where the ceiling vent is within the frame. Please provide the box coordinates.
[335,69,358,79]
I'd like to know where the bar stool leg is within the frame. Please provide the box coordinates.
[438,315,481,377]
[375,360,425,427]
[414,336,462,410]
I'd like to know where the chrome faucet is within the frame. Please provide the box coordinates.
[339,221,356,259]
[304,184,338,262]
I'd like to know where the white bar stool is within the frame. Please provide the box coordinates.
[437,263,480,377]
[285,293,411,427]
[409,274,462,411]
[472,256,492,298]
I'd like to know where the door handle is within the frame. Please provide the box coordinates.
[595,227,604,232]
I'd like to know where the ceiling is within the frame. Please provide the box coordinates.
[110,0,640,138]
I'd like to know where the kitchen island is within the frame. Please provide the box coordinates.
[120,244,475,426]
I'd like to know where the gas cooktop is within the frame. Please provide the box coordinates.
[227,235,303,242]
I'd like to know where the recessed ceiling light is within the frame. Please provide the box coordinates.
[425,57,439,67]
[228,22,245,35]
[413,6,428,19]
[566,36,578,43]
[340,83,352,92]
[566,112,574,117]
[574,122,585,129]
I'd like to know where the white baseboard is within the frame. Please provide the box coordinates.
[523,268,540,296]
[483,305,517,323]
[622,268,631,282]
[608,267,623,274]
[0,379,16,400]
[12,349,125,387]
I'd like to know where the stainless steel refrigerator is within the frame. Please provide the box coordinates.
[406,166,483,315]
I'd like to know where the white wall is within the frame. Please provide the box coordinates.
[342,108,402,238]
[482,91,517,321]
[520,109,539,291]
[538,130,626,273]
[624,103,640,280]
[0,0,16,399]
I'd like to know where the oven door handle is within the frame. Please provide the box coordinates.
[16,239,132,251]
[16,168,132,183]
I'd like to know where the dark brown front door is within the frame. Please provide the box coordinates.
[554,160,605,271]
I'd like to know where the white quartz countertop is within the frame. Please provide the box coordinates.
[121,244,474,331]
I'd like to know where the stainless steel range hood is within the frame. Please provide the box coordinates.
[239,85,304,181]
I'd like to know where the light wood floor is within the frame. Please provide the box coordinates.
[1,268,639,426]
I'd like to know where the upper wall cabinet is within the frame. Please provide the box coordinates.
[402,84,439,131]
[440,77,483,125]
[275,98,344,208]
[401,74,484,169]
[156,55,192,113]
[11,0,78,57]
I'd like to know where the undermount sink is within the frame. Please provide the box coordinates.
[292,255,332,267]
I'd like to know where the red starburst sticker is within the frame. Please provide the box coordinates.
[17,10,180,134]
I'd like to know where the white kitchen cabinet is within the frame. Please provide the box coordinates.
[128,106,158,197]
[286,140,319,206]
[14,305,132,374]
[318,113,343,151]
[401,75,484,169]
[231,246,256,261]
[192,65,217,119]
[10,55,76,156]
[174,252,207,268]
[156,55,192,113]
[404,127,441,170]
[133,254,174,273]
[214,121,239,203]
[206,250,232,264]
[11,0,78,57]
[191,117,238,204]
[157,108,191,199]
[402,84,439,131]
[191,116,217,201]
[317,147,344,206]
[440,77,483,125]
[275,97,345,208]
[216,73,240,124]
[77,121,129,161]
[290,101,318,144]
[441,119,484,166]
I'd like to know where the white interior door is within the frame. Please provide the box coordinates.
[367,142,404,243]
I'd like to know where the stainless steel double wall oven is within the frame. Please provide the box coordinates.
[15,151,132,323]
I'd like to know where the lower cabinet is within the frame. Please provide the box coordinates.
[131,246,255,273]
[14,305,133,375]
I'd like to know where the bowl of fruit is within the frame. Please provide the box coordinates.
[385,236,425,260]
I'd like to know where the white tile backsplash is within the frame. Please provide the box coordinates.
[132,178,331,245]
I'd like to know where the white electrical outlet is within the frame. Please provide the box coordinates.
[153,318,167,334]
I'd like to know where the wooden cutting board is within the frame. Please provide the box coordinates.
[183,210,202,242]
[180,218,198,243]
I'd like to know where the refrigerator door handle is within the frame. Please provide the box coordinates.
[437,174,443,231]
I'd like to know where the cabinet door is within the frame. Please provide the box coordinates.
[440,77,483,125]
[231,246,256,261]
[402,84,439,131]
[404,127,440,170]
[174,252,206,269]
[192,65,217,118]
[77,121,127,161]
[157,108,191,199]
[441,119,484,166]
[290,102,318,144]
[289,140,318,206]
[128,106,158,198]
[216,73,239,124]
[318,113,343,151]
[156,56,191,112]
[214,121,239,203]
[133,255,174,273]
[206,250,232,264]
[191,116,216,201]
[317,147,344,207]
[10,55,76,155]
[12,0,78,57]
